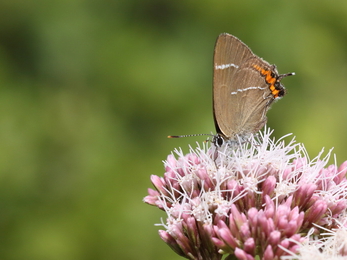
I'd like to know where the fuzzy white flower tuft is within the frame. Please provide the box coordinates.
[144,127,347,260]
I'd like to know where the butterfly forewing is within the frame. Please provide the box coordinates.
[213,33,276,140]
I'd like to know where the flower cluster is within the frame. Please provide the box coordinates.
[144,128,347,260]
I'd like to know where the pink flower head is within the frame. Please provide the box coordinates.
[144,128,347,260]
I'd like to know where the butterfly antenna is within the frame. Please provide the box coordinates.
[278,72,295,80]
[168,133,212,139]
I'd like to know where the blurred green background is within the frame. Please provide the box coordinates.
[1,0,347,259]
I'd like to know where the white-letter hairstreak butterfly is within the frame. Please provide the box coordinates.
[169,33,294,146]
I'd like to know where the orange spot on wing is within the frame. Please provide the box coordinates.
[253,64,280,98]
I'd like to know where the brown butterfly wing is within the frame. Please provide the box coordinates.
[213,33,275,140]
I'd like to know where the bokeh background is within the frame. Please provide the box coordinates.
[1,1,347,259]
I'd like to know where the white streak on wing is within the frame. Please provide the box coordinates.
[231,86,267,95]
[215,63,239,70]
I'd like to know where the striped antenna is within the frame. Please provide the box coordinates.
[168,133,212,139]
